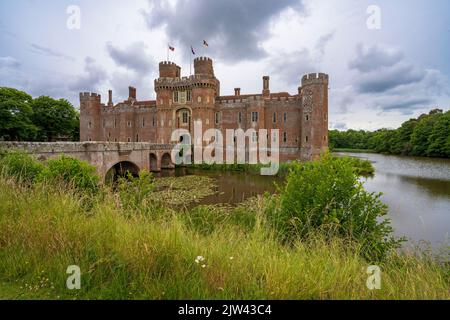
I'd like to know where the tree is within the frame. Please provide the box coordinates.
[30,96,79,142]
[427,111,450,157]
[0,88,37,141]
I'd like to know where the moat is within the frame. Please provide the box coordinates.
[156,153,450,249]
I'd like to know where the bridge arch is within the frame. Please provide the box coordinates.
[105,160,140,183]
[149,153,158,172]
[161,152,174,169]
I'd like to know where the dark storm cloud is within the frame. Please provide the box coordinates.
[349,44,426,94]
[69,57,107,92]
[357,62,426,94]
[378,97,432,115]
[29,43,75,61]
[349,44,404,73]
[142,0,304,62]
[106,41,155,74]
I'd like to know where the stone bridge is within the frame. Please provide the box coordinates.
[0,142,176,181]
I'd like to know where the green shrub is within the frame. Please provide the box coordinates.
[267,154,404,260]
[0,151,44,183]
[38,155,99,193]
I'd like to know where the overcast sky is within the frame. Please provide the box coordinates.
[1,0,449,130]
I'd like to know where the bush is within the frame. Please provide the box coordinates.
[0,151,44,183]
[267,154,404,260]
[38,155,99,193]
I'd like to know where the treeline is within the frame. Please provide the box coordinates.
[0,87,79,142]
[330,109,450,158]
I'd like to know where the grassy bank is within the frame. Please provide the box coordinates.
[0,177,448,299]
[0,152,447,300]
[333,148,377,154]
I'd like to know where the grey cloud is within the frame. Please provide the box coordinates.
[349,44,404,73]
[376,97,432,115]
[331,122,348,130]
[142,0,304,62]
[106,41,154,74]
[268,49,316,86]
[0,56,20,69]
[315,31,335,57]
[29,43,75,61]
[357,62,426,94]
[69,57,107,92]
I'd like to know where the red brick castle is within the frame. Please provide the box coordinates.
[80,57,329,161]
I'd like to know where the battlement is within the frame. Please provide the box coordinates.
[80,92,101,102]
[301,73,329,86]
[194,56,214,76]
[159,61,181,78]
[194,57,212,63]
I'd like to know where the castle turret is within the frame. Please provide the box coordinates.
[194,57,214,77]
[79,92,102,142]
[299,73,329,160]
[159,61,181,78]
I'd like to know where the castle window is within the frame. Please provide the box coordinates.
[283,132,287,143]
[305,115,309,121]
[251,112,259,123]
[305,135,309,143]
[114,138,117,142]
[215,112,221,124]
[127,137,131,142]
[182,111,188,124]
[88,121,92,129]
[88,137,92,141]
[136,134,139,142]
[238,112,242,123]
[127,121,132,127]
[324,136,327,142]
[187,90,191,102]
[152,116,156,127]
[284,113,287,123]
[114,118,117,128]
[197,96,202,103]
[142,118,145,127]
[273,112,276,123]
[173,91,179,103]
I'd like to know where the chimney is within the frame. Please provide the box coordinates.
[234,88,241,96]
[262,76,270,97]
[108,90,113,107]
[128,86,136,100]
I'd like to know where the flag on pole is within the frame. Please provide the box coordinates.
[168,44,175,51]
[191,46,196,55]
[203,40,209,48]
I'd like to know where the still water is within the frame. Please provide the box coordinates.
[159,153,450,248]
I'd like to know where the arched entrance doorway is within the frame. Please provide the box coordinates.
[105,161,140,183]
[149,153,158,172]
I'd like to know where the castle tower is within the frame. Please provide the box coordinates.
[299,73,329,160]
[79,92,102,142]
[192,57,219,140]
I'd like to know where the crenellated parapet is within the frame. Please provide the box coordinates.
[301,73,329,86]
[80,92,101,102]
[159,61,181,78]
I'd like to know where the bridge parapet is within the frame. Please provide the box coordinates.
[0,141,177,180]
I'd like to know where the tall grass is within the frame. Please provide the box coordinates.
[0,176,448,300]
